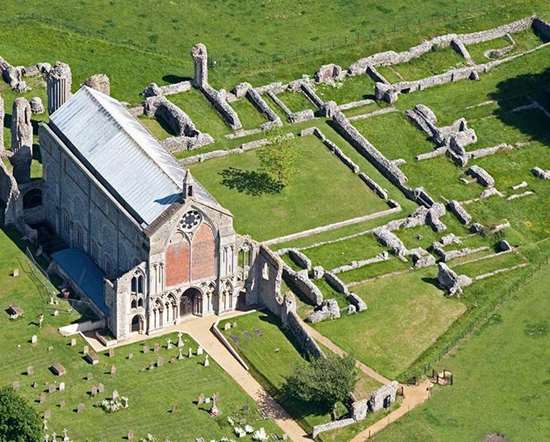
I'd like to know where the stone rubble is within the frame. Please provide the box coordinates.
[437,262,472,296]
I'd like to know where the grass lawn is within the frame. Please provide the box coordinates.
[389,47,466,81]
[0,229,280,441]
[137,116,172,140]
[313,270,466,379]
[315,74,376,104]
[190,134,389,241]
[467,29,544,64]
[338,257,410,284]
[231,97,268,129]
[168,89,232,139]
[220,311,381,441]
[374,257,550,442]
[451,250,527,278]
[276,91,315,112]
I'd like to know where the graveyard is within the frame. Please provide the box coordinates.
[1,2,550,441]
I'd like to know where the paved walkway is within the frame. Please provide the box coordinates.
[304,323,432,441]
[177,314,311,442]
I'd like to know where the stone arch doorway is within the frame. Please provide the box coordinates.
[180,287,202,317]
[131,314,144,333]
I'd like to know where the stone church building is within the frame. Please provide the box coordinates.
[39,86,251,341]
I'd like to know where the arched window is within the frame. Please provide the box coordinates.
[137,275,144,294]
[131,298,137,309]
[131,276,137,293]
[137,297,144,308]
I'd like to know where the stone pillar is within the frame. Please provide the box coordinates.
[0,94,4,151]
[191,43,208,88]
[10,98,33,184]
[84,73,110,96]
[46,61,72,114]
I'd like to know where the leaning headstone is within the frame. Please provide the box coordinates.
[127,352,133,360]
[154,343,160,353]
[76,403,85,414]
[27,366,34,375]
[171,404,177,414]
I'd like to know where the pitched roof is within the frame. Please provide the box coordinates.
[49,86,220,226]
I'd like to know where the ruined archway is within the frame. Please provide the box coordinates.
[180,287,202,317]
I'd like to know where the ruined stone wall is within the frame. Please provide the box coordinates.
[0,160,23,227]
[246,87,282,125]
[144,96,198,137]
[282,265,324,306]
[202,85,242,130]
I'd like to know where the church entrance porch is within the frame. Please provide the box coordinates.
[180,287,203,317]
[131,314,145,333]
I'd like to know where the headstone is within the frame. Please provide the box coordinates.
[27,366,34,375]
[166,338,173,350]
[31,335,38,344]
[91,385,98,397]
[48,383,56,393]
[143,344,149,353]
[58,382,65,392]
[177,349,184,360]
[177,332,184,348]
[197,393,205,405]
[43,409,51,419]
[171,404,177,414]
[127,352,133,360]
[59,399,65,409]
[39,392,46,404]
[197,346,204,356]
[204,355,209,367]
[70,338,76,347]
[224,322,231,331]
[157,357,164,367]
[154,343,160,353]
[110,365,117,376]
[108,348,115,358]
[31,381,37,389]
[127,431,134,441]
[188,347,193,358]
[12,268,20,278]
[53,310,59,317]
[98,383,104,393]
[112,390,119,400]
[76,403,85,414]
[47,346,54,352]
[83,345,89,355]
[232,321,237,328]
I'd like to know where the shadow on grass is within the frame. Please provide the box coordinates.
[162,74,193,84]
[219,167,283,196]
[489,68,550,145]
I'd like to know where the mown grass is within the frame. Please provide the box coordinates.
[0,229,279,441]
[190,134,389,241]
[467,29,544,64]
[231,98,268,129]
[313,270,466,378]
[374,253,550,442]
[390,47,466,81]
[276,91,315,112]
[315,74,376,104]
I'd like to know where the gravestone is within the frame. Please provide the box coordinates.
[43,409,51,419]
[143,344,149,354]
[39,392,46,404]
[166,338,173,350]
[27,366,34,375]
[154,343,160,353]
[91,385,98,397]
[188,347,193,358]
[31,335,38,344]
[59,399,65,409]
[177,332,184,348]
[177,349,184,360]
[197,346,204,356]
[127,352,133,360]
[204,355,210,367]
[58,382,65,392]
[70,338,76,347]
[110,365,117,376]
[76,403,85,414]
[127,432,134,441]
[157,357,164,367]
[98,383,105,393]
[197,393,205,405]
[108,348,115,358]
[12,380,20,391]
[83,345,89,355]
[48,383,56,393]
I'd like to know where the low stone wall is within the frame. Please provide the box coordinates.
[247,87,282,125]
[312,418,355,439]
[300,82,324,109]
[161,133,214,152]
[447,200,472,224]
[267,90,293,118]
[288,249,312,271]
[366,65,390,84]
[212,320,250,370]
[159,81,191,96]
[144,96,198,137]
[58,319,105,336]
[324,271,349,295]
[283,265,323,306]
[202,84,242,130]
[286,310,324,359]
[331,251,389,274]
[331,111,408,190]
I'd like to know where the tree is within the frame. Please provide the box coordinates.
[0,387,43,442]
[257,134,297,187]
[283,354,358,412]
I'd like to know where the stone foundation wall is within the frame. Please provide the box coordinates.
[202,84,242,130]
[283,265,323,306]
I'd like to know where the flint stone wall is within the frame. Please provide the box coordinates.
[283,265,324,306]
[289,109,315,123]
[331,111,408,189]
[374,228,407,257]
[0,161,23,227]
[160,81,192,96]
[300,82,324,109]
[532,166,550,180]
[246,87,281,124]
[366,65,390,85]
[202,85,242,130]
[315,64,345,83]
[332,251,389,274]
[288,249,312,271]
[324,271,349,295]
[447,200,472,224]
[144,96,198,137]
[286,310,324,358]
[348,292,367,311]
[467,165,495,187]
[312,418,355,439]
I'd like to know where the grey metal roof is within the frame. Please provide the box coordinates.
[50,86,221,226]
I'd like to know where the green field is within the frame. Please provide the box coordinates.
[0,230,279,441]
[374,254,550,442]
[313,271,466,379]
[190,134,389,240]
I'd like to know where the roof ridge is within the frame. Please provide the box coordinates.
[82,86,184,189]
